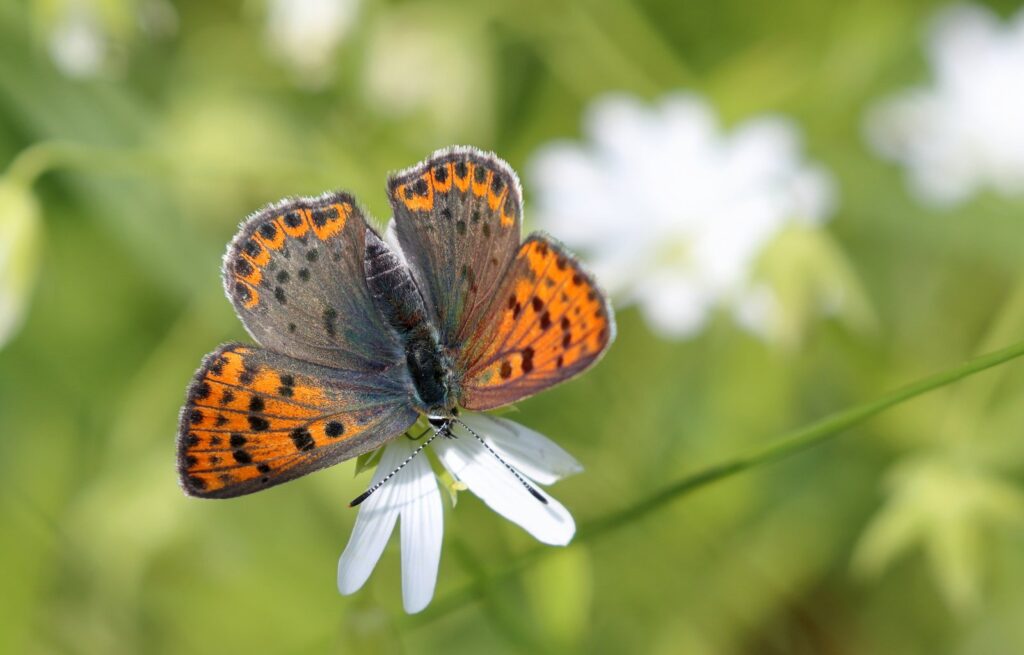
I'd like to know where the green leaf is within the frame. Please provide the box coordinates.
[853,454,1024,613]
[0,176,41,350]
[354,448,383,477]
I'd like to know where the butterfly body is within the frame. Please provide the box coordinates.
[363,227,455,416]
[179,147,614,498]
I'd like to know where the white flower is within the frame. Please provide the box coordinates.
[45,1,178,79]
[361,6,493,139]
[865,4,1024,206]
[337,414,581,613]
[265,0,360,85]
[48,4,107,79]
[528,92,838,341]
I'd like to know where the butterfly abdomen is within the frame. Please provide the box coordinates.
[364,228,452,414]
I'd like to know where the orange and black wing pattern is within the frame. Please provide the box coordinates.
[387,147,522,348]
[178,344,418,498]
[458,233,615,411]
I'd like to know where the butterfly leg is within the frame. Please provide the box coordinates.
[403,425,434,441]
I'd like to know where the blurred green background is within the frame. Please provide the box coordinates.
[3,0,1024,653]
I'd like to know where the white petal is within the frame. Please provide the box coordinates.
[528,143,619,247]
[266,0,359,75]
[435,425,576,546]
[732,284,779,340]
[459,414,582,486]
[336,441,408,595]
[49,8,106,78]
[399,444,443,613]
[585,93,655,163]
[633,271,711,339]
[724,116,801,186]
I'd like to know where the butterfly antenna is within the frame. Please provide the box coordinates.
[451,417,548,505]
[348,425,442,508]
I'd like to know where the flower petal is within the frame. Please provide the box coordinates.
[528,91,841,342]
[459,414,582,486]
[435,425,576,546]
[634,271,711,338]
[399,443,443,614]
[337,441,408,595]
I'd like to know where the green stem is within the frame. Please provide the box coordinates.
[407,338,1024,626]
[954,279,1024,420]
[3,140,169,186]
[932,276,1024,450]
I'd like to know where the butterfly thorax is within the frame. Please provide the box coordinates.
[364,229,456,416]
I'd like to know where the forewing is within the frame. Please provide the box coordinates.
[459,234,615,411]
[224,192,401,371]
[387,147,522,348]
[178,344,418,498]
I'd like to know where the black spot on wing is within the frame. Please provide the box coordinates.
[325,420,345,438]
[521,347,534,374]
[311,206,338,227]
[290,428,315,452]
[260,222,278,239]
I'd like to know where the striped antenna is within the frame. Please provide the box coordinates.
[348,425,439,507]
[450,417,547,505]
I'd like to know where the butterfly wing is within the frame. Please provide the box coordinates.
[387,147,522,348]
[224,191,402,371]
[458,233,615,411]
[191,192,421,497]
[178,344,418,498]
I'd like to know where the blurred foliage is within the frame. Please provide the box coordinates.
[2,0,1024,654]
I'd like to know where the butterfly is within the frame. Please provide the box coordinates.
[177,146,615,499]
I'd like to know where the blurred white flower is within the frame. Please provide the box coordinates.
[0,178,42,350]
[338,414,580,613]
[265,0,360,85]
[529,93,845,342]
[865,4,1024,206]
[48,3,107,78]
[362,7,492,139]
[44,0,177,79]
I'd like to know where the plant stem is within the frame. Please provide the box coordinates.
[949,278,1024,427]
[407,338,1024,625]
[3,140,169,186]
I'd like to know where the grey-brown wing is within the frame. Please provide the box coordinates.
[223,191,402,372]
[386,146,523,350]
